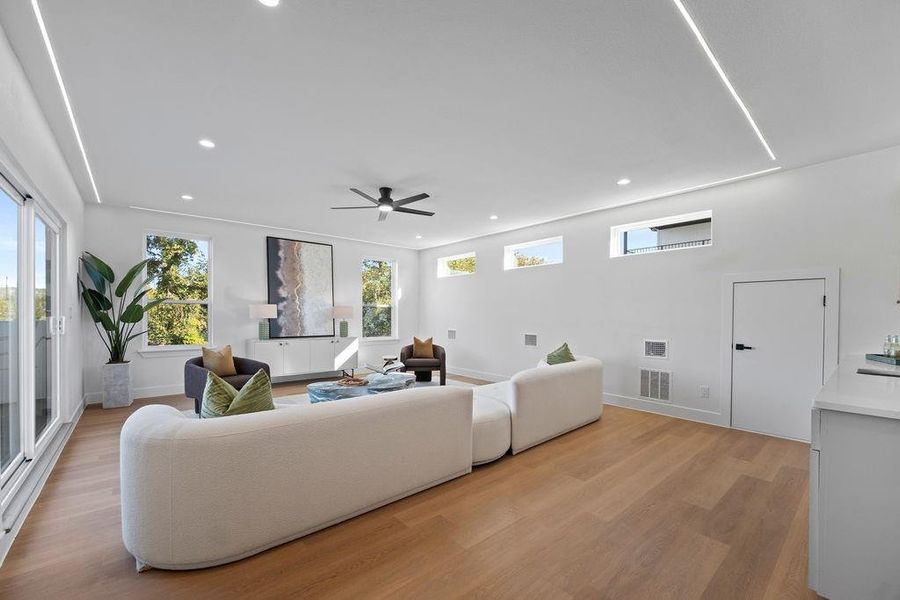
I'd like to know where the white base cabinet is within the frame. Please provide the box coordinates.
[247,337,358,379]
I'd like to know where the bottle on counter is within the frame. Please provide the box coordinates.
[885,336,893,357]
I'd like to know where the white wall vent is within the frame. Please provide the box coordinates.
[640,368,671,402]
[447,329,457,340]
[524,333,538,347]
[643,339,668,359]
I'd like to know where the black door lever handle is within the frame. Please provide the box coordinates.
[735,343,754,351]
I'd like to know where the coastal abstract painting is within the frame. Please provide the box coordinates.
[266,237,334,338]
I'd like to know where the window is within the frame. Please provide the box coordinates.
[144,233,211,347]
[610,210,712,258]
[361,258,397,339]
[503,236,564,270]
[437,252,476,278]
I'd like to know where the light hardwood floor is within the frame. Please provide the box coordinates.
[0,377,817,599]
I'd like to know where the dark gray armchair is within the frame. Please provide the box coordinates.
[185,356,270,414]
[400,343,446,385]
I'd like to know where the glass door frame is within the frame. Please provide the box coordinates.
[30,203,61,457]
[0,177,25,489]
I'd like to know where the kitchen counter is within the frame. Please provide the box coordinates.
[813,355,900,420]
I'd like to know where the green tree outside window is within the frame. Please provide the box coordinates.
[362,259,394,338]
[145,235,210,346]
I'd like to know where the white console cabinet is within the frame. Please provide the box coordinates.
[247,337,358,379]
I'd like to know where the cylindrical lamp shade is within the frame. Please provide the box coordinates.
[249,304,278,319]
[331,306,353,319]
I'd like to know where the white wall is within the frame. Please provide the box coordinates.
[0,24,84,422]
[419,146,900,426]
[82,205,420,399]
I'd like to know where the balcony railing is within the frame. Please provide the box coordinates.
[625,239,711,255]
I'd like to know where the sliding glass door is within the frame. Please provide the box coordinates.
[33,212,58,445]
[0,186,22,484]
[0,175,61,494]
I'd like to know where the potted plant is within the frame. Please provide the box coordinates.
[79,252,165,408]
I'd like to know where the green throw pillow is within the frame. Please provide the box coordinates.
[200,369,275,418]
[546,343,576,365]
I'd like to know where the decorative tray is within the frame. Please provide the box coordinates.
[865,353,900,366]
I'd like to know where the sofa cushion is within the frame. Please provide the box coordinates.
[546,342,576,365]
[202,345,237,376]
[403,358,441,368]
[201,369,274,418]
[413,337,434,358]
[472,395,511,465]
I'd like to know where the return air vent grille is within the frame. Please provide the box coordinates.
[640,368,671,402]
[447,329,457,340]
[524,334,538,347]
[644,339,668,358]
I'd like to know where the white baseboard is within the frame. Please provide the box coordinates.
[604,393,727,427]
[84,383,185,404]
[0,402,84,567]
[447,365,508,383]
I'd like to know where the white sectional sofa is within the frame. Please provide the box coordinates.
[472,356,604,456]
[120,386,473,571]
[120,358,603,570]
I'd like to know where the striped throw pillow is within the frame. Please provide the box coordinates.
[200,369,274,418]
[546,343,576,365]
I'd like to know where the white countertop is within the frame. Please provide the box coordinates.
[814,355,900,420]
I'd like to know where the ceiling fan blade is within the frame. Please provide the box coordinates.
[393,206,435,216]
[378,210,389,222]
[394,193,430,206]
[331,206,377,209]
[350,188,379,204]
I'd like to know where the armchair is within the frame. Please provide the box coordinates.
[185,356,271,414]
[400,343,446,385]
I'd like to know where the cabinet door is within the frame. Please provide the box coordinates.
[251,342,285,377]
[309,339,336,373]
[282,340,311,375]
[334,337,359,370]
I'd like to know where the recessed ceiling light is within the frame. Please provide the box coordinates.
[415,234,422,239]
[198,138,216,149]
[489,215,498,220]
[617,178,631,186]
[258,0,280,6]
[181,195,194,201]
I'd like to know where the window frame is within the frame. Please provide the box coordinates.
[360,256,399,342]
[141,229,213,352]
[503,236,564,271]
[437,251,477,278]
[610,210,713,258]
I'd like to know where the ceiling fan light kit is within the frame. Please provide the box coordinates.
[332,187,434,222]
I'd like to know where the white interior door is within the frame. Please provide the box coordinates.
[731,278,826,441]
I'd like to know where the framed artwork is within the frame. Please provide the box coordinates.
[266,236,335,338]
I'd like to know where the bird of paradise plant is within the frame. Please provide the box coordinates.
[79,252,166,363]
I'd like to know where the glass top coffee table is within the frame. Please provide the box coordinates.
[307,373,416,403]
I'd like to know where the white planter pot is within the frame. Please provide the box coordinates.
[102,361,133,409]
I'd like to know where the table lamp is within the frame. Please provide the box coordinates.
[249,304,278,340]
[332,306,353,337]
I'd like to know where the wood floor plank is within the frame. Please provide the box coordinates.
[0,379,816,599]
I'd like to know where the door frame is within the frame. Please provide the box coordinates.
[720,268,840,431]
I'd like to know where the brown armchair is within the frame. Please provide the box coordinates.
[400,343,446,385]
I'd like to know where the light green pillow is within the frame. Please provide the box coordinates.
[546,343,576,365]
[200,369,274,418]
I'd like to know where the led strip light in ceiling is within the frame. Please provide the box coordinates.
[671,0,777,161]
[31,0,102,203]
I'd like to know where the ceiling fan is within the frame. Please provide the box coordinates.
[332,187,433,222]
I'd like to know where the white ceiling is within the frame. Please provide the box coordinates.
[1,1,898,248]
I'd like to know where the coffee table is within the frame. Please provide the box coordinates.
[307,373,416,403]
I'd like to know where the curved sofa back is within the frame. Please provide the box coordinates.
[508,357,604,453]
[121,386,473,570]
